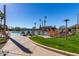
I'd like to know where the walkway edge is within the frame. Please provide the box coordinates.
[28,37,79,56]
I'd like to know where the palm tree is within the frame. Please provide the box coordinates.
[39,19,41,28]
[34,22,36,35]
[42,20,43,27]
[4,4,6,36]
[34,22,36,28]
[0,11,4,25]
[76,14,79,33]
[44,16,47,27]
[64,19,69,40]
[39,19,42,35]
[0,11,4,28]
[77,14,79,26]
[43,16,47,35]
[44,20,46,27]
[44,16,47,19]
[0,10,4,37]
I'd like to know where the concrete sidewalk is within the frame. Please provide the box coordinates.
[1,36,65,56]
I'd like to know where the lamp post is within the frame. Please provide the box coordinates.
[64,19,69,40]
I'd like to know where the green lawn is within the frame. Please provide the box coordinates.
[30,33,79,54]
[0,37,7,49]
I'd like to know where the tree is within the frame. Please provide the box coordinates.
[76,14,79,33]
[34,22,36,28]
[0,11,4,30]
[32,27,36,35]
[44,16,47,27]
[39,19,41,26]
[0,11,4,20]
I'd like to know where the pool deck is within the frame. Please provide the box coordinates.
[1,36,65,56]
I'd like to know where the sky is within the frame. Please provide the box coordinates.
[0,3,79,28]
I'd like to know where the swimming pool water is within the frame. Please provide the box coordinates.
[10,31,21,36]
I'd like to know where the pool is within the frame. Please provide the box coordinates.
[10,31,21,36]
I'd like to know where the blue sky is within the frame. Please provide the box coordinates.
[0,3,79,28]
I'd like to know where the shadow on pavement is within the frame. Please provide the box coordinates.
[9,38,32,54]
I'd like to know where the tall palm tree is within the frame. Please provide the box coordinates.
[44,16,47,19]
[32,22,36,35]
[4,4,7,36]
[44,20,46,27]
[0,11,4,25]
[43,16,47,35]
[44,16,47,27]
[77,14,79,25]
[0,10,4,37]
[76,14,79,33]
[64,19,69,40]
[0,11,4,28]
[34,22,36,28]
[39,19,41,28]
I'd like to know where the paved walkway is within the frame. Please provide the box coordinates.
[1,36,65,56]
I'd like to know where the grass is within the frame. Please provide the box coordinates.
[30,33,79,54]
[0,37,7,49]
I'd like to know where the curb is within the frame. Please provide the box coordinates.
[28,37,79,56]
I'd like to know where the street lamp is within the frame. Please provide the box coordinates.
[64,19,69,40]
